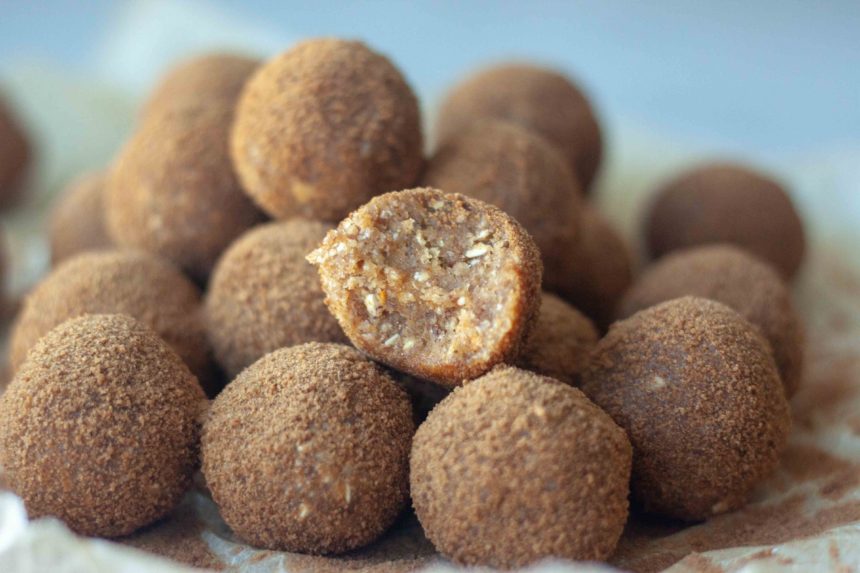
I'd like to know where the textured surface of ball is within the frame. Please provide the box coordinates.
[9,250,213,390]
[411,367,632,568]
[108,101,264,282]
[49,171,112,264]
[308,188,542,386]
[231,39,423,221]
[423,120,583,292]
[0,314,206,537]
[436,64,602,189]
[205,219,347,378]
[202,342,414,554]
[645,163,806,278]
[516,292,599,385]
[581,296,791,521]
[617,245,804,396]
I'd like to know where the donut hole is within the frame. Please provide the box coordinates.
[310,191,524,380]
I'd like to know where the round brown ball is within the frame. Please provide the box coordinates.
[0,314,206,537]
[205,219,347,378]
[411,366,632,568]
[423,120,583,293]
[202,342,414,554]
[0,92,32,209]
[645,162,806,279]
[617,245,804,397]
[308,188,543,386]
[556,205,633,330]
[231,38,423,222]
[580,296,791,521]
[10,250,214,390]
[516,292,599,385]
[49,171,112,265]
[436,64,602,190]
[107,97,264,282]
[141,53,259,120]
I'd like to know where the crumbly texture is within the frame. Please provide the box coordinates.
[140,53,259,120]
[423,120,583,292]
[0,314,207,537]
[617,244,804,397]
[580,296,792,521]
[49,171,112,264]
[308,188,543,386]
[555,205,633,330]
[436,64,602,190]
[0,93,32,209]
[231,39,423,222]
[645,162,806,279]
[107,100,264,283]
[516,292,599,385]
[9,250,216,392]
[410,367,632,568]
[205,219,347,378]
[202,343,414,554]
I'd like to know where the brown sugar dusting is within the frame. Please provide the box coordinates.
[778,444,860,501]
[411,368,631,568]
[201,343,414,555]
[607,248,860,572]
[121,500,224,570]
[231,39,423,222]
[282,513,438,573]
[613,495,860,572]
[779,445,859,488]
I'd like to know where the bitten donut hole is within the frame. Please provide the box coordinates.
[310,191,523,378]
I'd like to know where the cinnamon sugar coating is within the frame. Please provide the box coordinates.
[617,244,804,396]
[108,90,264,282]
[231,39,423,222]
[436,64,602,190]
[9,250,215,392]
[423,120,584,294]
[516,292,599,385]
[410,367,632,568]
[205,219,347,378]
[49,171,112,264]
[645,162,806,279]
[581,296,791,521]
[202,343,414,554]
[0,314,206,537]
[308,188,542,386]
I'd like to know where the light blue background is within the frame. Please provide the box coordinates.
[1,1,858,155]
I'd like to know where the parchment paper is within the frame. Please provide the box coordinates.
[1,2,859,571]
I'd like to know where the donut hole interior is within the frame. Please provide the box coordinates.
[314,192,522,374]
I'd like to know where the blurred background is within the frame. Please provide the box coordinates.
[3,0,858,154]
[0,0,859,292]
